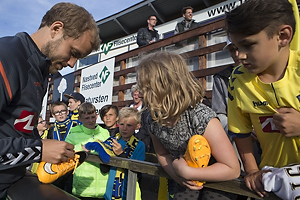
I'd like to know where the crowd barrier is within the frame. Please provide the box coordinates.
[6,153,281,199]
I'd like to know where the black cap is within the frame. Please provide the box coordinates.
[64,92,85,103]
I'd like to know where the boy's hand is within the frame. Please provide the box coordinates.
[273,107,300,137]
[112,139,123,155]
[81,144,90,152]
[244,169,269,198]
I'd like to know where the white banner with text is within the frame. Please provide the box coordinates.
[80,57,115,123]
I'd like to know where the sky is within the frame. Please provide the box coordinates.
[0,0,142,75]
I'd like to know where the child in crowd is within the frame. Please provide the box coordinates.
[226,0,300,198]
[35,116,49,139]
[85,107,145,200]
[47,101,77,141]
[136,51,240,199]
[30,116,49,174]
[45,101,78,192]
[211,38,240,135]
[103,107,145,200]
[64,92,85,125]
[65,102,110,199]
[99,104,119,136]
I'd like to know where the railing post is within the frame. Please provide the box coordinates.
[126,170,137,199]
[118,60,126,105]
[198,35,207,90]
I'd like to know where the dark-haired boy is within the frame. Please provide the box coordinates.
[99,104,119,136]
[226,0,300,198]
[64,92,85,125]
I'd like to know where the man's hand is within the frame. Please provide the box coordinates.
[112,139,123,155]
[41,139,75,163]
[244,169,269,198]
[273,107,300,137]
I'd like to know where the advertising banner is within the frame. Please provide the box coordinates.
[80,57,115,123]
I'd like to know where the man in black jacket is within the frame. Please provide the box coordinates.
[175,6,198,34]
[0,3,100,198]
[174,6,199,71]
[174,6,199,46]
[137,15,159,47]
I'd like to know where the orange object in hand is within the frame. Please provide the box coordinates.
[183,135,211,186]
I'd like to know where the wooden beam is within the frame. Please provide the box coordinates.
[115,18,225,62]
[112,100,133,108]
[113,83,135,92]
[192,64,228,78]
[86,154,280,200]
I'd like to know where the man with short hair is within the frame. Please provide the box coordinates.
[0,2,100,198]
[175,6,198,34]
[64,92,85,124]
[174,6,199,71]
[174,6,199,47]
[137,15,159,47]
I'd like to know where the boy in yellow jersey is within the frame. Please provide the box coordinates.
[226,0,300,198]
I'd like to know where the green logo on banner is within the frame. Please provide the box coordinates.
[99,66,110,84]
[101,40,113,55]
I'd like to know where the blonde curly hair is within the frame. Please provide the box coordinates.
[136,51,204,125]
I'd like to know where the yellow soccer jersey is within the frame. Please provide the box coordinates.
[228,50,300,169]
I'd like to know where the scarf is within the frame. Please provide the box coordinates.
[40,129,48,139]
[70,109,82,125]
[53,119,74,141]
[110,134,139,200]
[86,133,139,200]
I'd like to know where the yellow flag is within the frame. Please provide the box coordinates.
[289,0,300,51]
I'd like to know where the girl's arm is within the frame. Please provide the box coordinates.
[173,118,240,182]
[150,133,202,190]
